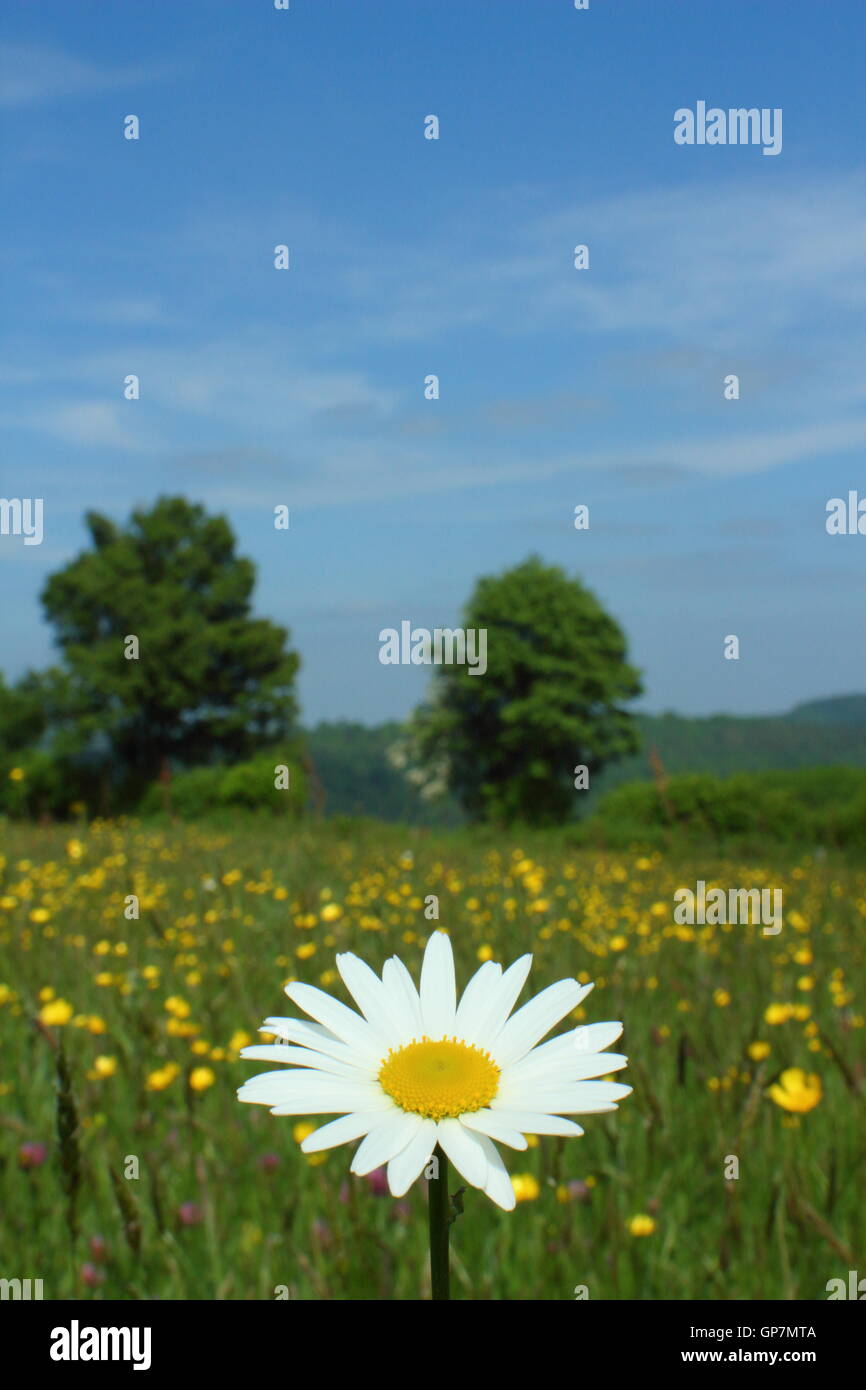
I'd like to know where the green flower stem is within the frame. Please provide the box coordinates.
[427,1144,451,1301]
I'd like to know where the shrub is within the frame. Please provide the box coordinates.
[137,754,307,821]
[590,766,866,848]
[0,750,73,820]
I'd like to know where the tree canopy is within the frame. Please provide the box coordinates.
[402,555,643,826]
[38,496,300,793]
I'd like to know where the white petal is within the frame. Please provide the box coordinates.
[490,980,591,1067]
[459,1109,528,1151]
[454,960,502,1036]
[419,931,457,1038]
[571,1021,623,1054]
[300,1112,382,1152]
[474,1132,517,1211]
[263,1017,341,1043]
[503,1029,576,1069]
[500,1080,633,1114]
[350,1112,425,1175]
[507,1016,613,1072]
[387,1119,438,1196]
[435,1117,490,1190]
[463,955,532,1046]
[284,982,385,1063]
[238,1070,390,1115]
[572,1053,629,1081]
[239,1044,363,1078]
[261,1016,368,1067]
[486,1107,585,1137]
[509,1051,629,1084]
[239,1068,361,1097]
[269,1093,386,1116]
[336,952,404,1040]
[382,957,424,1039]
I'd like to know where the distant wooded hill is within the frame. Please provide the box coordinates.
[303,694,866,825]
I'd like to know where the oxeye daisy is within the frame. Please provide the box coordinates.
[238,930,631,1212]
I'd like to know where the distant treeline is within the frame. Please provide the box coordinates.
[4,694,865,840]
[578,765,866,851]
[303,695,866,826]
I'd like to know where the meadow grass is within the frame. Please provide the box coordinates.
[1,816,864,1300]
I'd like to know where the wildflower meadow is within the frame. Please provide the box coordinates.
[2,817,863,1301]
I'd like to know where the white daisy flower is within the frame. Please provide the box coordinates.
[238,930,631,1210]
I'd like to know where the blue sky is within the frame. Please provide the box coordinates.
[2,0,865,725]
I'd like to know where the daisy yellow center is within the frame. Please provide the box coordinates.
[378,1036,500,1120]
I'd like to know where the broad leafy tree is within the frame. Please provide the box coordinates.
[404,556,643,826]
[40,497,300,793]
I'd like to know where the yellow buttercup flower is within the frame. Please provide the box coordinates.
[87,1055,118,1080]
[38,998,74,1026]
[164,996,191,1018]
[511,1173,540,1202]
[189,1066,215,1092]
[748,1041,771,1061]
[9,767,25,782]
[767,1067,822,1114]
[628,1213,656,1236]
[146,1063,181,1091]
[166,1017,199,1038]
[764,1003,793,1025]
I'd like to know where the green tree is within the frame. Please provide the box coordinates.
[39,497,300,794]
[404,556,643,826]
[0,670,52,754]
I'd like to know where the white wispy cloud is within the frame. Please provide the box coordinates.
[196,413,866,512]
[33,401,150,452]
[4,173,865,499]
[334,173,866,349]
[0,43,181,109]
